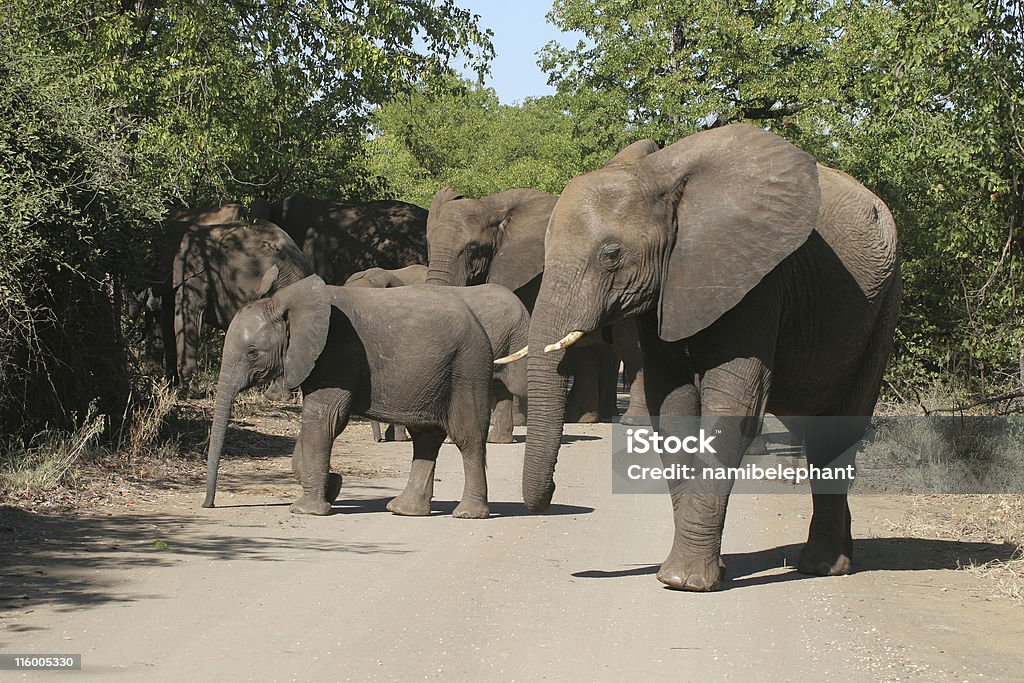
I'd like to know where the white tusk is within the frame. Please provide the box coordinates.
[494,345,528,365]
[544,330,585,353]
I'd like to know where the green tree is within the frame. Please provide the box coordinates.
[0,1,493,439]
[7,0,494,204]
[369,81,588,205]
[542,0,1024,398]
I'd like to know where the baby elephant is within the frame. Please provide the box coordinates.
[203,272,494,518]
[345,266,530,443]
[343,264,427,289]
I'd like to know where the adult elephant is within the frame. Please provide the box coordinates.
[523,125,901,591]
[135,203,248,384]
[424,188,644,423]
[255,195,428,285]
[173,219,311,386]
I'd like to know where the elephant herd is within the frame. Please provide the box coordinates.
[147,124,901,593]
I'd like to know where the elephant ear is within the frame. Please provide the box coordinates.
[604,139,660,167]
[428,186,464,217]
[486,190,558,293]
[252,265,279,299]
[641,124,821,342]
[271,275,331,389]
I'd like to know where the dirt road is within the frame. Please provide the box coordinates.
[2,420,1022,681]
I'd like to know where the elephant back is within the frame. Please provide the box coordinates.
[272,195,428,285]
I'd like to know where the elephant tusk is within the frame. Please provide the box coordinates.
[494,345,528,365]
[544,330,585,353]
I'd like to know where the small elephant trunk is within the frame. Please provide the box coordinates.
[202,366,240,508]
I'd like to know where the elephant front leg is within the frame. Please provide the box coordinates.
[564,346,602,423]
[290,391,349,515]
[659,491,729,591]
[643,313,771,590]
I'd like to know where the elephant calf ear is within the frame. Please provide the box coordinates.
[644,124,821,342]
[253,265,280,299]
[604,139,660,167]
[272,275,331,389]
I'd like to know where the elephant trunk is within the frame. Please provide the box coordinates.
[426,250,466,286]
[523,307,580,511]
[202,361,241,508]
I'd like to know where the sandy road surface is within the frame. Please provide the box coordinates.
[2,421,1023,681]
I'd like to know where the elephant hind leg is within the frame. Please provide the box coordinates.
[388,426,444,516]
[443,376,491,519]
[796,416,865,576]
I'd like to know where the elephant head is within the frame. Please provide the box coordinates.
[523,124,821,511]
[425,187,557,294]
[203,273,331,507]
[343,265,427,289]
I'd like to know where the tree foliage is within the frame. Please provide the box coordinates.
[368,81,589,205]
[0,1,492,438]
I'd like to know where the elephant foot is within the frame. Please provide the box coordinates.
[566,409,601,424]
[289,494,332,516]
[487,426,514,444]
[656,554,725,592]
[326,472,343,504]
[797,541,852,576]
[453,499,490,519]
[619,411,652,426]
[386,492,431,516]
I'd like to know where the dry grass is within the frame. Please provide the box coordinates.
[885,494,1024,602]
[0,406,105,497]
[872,389,1024,601]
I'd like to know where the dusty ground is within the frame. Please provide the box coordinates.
[1,401,1023,680]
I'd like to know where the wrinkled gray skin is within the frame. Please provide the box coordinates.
[424,188,646,424]
[345,267,529,444]
[173,220,312,386]
[133,203,247,384]
[344,265,422,441]
[430,284,528,443]
[524,125,901,591]
[203,275,494,518]
[253,195,428,285]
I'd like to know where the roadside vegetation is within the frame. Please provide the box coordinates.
[1,1,1021,595]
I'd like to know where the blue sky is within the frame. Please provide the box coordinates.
[456,0,578,103]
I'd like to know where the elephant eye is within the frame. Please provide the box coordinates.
[246,347,259,360]
[600,243,622,268]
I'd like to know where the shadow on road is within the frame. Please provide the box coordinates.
[331,497,594,517]
[0,506,406,620]
[571,537,1019,590]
